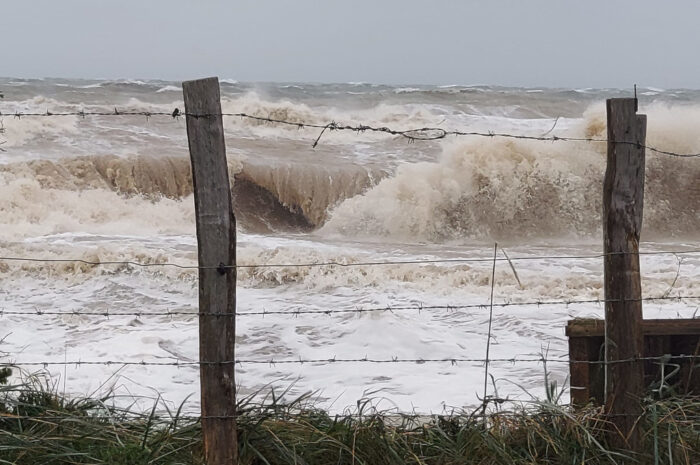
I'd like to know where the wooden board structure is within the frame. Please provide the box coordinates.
[566,318,700,405]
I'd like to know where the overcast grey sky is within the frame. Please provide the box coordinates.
[4,0,700,88]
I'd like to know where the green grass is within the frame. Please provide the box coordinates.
[1,370,699,464]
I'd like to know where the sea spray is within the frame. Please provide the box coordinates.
[0,78,698,412]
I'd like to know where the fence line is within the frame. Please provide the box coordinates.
[3,412,700,422]
[2,90,699,452]
[1,296,699,319]
[2,108,700,157]
[2,353,699,368]
[1,248,699,271]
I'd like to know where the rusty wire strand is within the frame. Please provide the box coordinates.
[0,294,699,319]
[1,353,699,367]
[1,109,700,157]
[3,411,700,421]
[1,248,699,271]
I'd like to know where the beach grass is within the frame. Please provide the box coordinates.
[1,369,699,464]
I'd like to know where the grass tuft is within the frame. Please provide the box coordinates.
[0,370,699,464]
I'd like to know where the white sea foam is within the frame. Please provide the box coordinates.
[79,83,105,89]
[1,97,80,147]
[155,85,181,93]
[1,80,698,413]
[2,237,697,412]
[322,103,700,240]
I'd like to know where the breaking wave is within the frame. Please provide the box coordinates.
[322,103,700,241]
[0,97,80,147]
[0,153,381,238]
[2,94,699,242]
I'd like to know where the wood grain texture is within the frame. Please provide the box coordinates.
[603,98,646,455]
[567,319,700,337]
[568,337,591,405]
[183,77,237,465]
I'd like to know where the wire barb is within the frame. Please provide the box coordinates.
[2,353,698,367]
[1,107,699,157]
[1,295,699,319]
[1,248,698,271]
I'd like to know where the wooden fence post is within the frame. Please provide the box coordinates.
[603,98,646,454]
[183,77,237,464]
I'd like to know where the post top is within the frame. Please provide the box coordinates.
[182,77,219,87]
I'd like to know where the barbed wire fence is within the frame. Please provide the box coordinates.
[1,242,698,415]
[1,107,700,157]
[2,295,699,318]
[0,95,699,431]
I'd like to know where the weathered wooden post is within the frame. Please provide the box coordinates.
[183,77,237,464]
[603,98,646,454]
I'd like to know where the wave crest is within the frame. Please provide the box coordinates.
[1,153,381,236]
[322,104,700,240]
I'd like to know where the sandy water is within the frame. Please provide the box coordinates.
[0,78,698,413]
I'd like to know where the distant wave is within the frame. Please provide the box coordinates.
[156,85,181,93]
[2,91,698,242]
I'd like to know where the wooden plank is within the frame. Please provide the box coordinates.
[567,319,700,337]
[567,321,700,406]
[566,318,605,337]
[639,320,700,336]
[182,77,237,465]
[672,335,700,395]
[588,336,606,403]
[603,98,646,453]
[568,337,591,405]
[644,335,671,394]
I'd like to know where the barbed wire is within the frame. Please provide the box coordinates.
[0,412,700,424]
[1,108,700,157]
[1,295,699,319]
[3,412,700,422]
[2,100,699,416]
[1,354,698,368]
[1,248,698,271]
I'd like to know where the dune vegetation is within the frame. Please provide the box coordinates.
[1,367,699,465]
